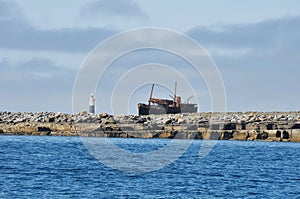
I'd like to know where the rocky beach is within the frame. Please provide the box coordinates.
[0,111,300,142]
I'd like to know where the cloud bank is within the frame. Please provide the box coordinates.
[80,0,148,20]
[188,15,300,56]
[188,16,300,111]
[0,0,299,112]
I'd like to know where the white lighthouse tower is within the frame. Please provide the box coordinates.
[89,93,96,114]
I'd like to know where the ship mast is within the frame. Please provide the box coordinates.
[148,83,155,106]
[186,96,193,104]
[173,82,177,107]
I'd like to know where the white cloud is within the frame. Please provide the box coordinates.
[0,0,23,20]
[80,0,148,20]
[1,0,300,112]
[188,15,300,54]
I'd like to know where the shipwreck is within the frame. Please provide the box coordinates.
[138,83,198,115]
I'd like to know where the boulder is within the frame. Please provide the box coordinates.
[164,119,173,125]
[202,131,221,140]
[257,131,268,140]
[37,126,52,132]
[291,129,300,142]
[99,112,109,118]
[221,131,233,140]
[232,131,249,140]
[158,131,174,139]
[136,118,147,124]
[79,111,87,116]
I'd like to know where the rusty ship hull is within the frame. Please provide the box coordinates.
[138,83,198,115]
[138,103,197,115]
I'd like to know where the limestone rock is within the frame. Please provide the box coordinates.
[232,131,248,140]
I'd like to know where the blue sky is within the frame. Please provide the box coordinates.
[0,0,300,114]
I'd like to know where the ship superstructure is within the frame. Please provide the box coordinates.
[138,83,197,115]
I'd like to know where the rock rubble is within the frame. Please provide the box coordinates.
[0,111,300,142]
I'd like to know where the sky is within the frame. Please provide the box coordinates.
[0,0,300,114]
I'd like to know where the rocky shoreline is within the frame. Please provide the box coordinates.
[0,111,300,142]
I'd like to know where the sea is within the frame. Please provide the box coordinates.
[0,136,299,198]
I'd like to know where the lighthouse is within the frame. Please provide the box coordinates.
[89,93,96,114]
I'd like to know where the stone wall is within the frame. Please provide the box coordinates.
[0,111,300,142]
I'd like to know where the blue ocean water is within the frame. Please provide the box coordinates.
[0,136,299,198]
